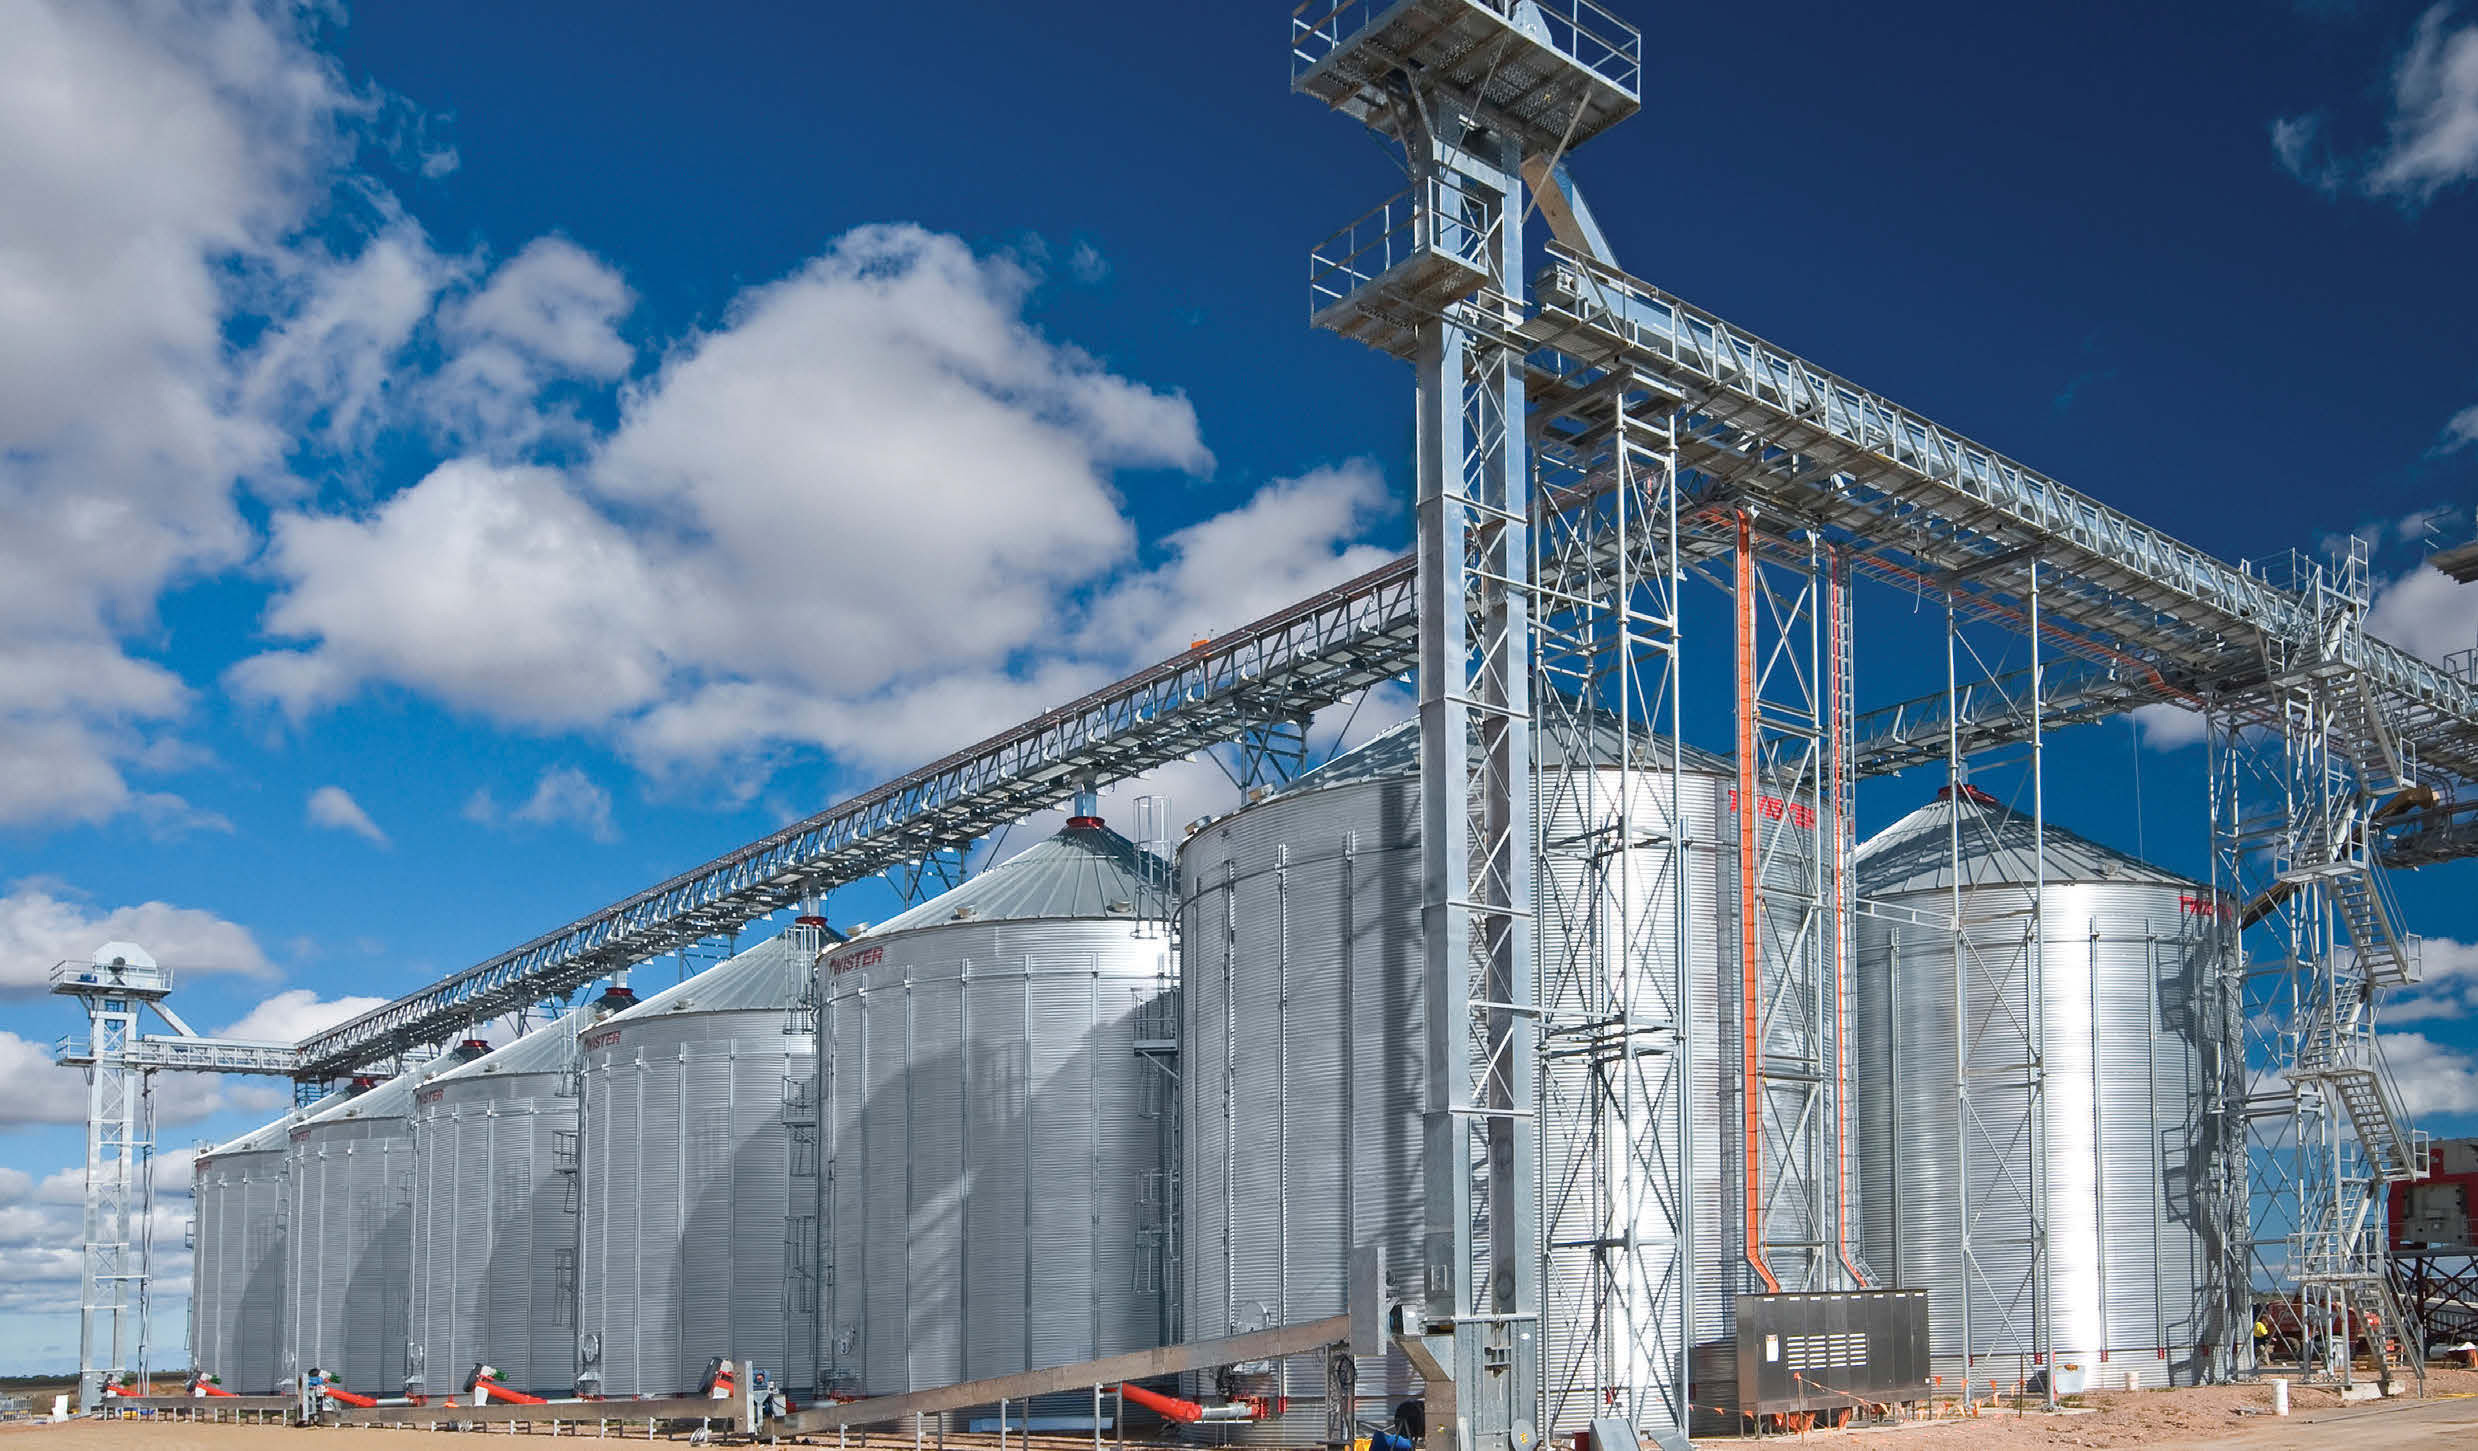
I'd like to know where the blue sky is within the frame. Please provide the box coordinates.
[2,0,2475,1374]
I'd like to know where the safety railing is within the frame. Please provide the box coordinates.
[1307,170,1498,319]
[1289,0,1641,97]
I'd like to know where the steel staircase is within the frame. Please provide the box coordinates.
[2291,1004,2422,1184]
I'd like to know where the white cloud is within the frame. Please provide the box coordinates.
[304,785,388,846]
[2439,403,2478,453]
[2368,563,2478,663]
[0,1033,94,1126]
[426,236,634,450]
[0,884,271,995]
[214,988,391,1045]
[2383,1029,2478,1119]
[2365,4,2478,202]
[2271,112,2343,193]
[2131,701,2210,751]
[2386,937,2478,1023]
[0,0,369,829]
[466,766,618,842]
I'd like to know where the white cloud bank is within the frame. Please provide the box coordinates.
[0,883,271,995]
[2275,4,2478,205]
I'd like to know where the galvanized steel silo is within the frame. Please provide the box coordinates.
[819,817,1174,1396]
[409,993,631,1397]
[286,1049,480,1394]
[1852,786,2232,1389]
[575,930,821,1397]
[1178,717,1838,1443]
[192,1097,335,1392]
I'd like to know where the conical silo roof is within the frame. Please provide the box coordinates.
[296,1048,478,1128]
[427,1003,598,1082]
[200,1089,349,1159]
[1857,783,2200,898]
[604,929,816,1019]
[1275,709,1735,797]
[863,820,1169,936]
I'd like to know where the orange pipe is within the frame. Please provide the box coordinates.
[324,1387,378,1408]
[1735,513,1781,1294]
[1115,1381,1206,1423]
[477,1378,548,1406]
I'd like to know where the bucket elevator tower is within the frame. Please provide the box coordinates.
[51,944,171,1411]
[1293,4,1645,1447]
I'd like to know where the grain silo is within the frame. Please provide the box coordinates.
[1178,716,1844,1443]
[191,1092,340,1393]
[408,988,635,1398]
[574,928,822,1397]
[286,1045,484,1395]
[1852,785,2233,1390]
[818,811,1174,1399]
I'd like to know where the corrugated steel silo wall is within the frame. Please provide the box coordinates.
[409,1069,578,1394]
[576,1010,817,1396]
[819,920,1173,1394]
[284,1115,416,1393]
[192,1146,289,1392]
[1853,880,2225,1388]
[1182,764,1839,1444]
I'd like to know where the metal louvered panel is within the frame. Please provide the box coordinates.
[1854,869,2229,1389]
[822,914,1170,1396]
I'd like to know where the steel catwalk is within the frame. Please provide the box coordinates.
[1853,789,2232,1389]
[1178,720,1832,1443]
[818,820,1174,1397]
[574,932,819,1397]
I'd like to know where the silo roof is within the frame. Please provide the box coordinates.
[605,930,814,1019]
[1277,710,1735,797]
[864,822,1169,937]
[200,1089,348,1159]
[429,1003,596,1082]
[295,1051,466,1128]
[1857,785,2202,897]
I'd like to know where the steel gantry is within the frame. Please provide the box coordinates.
[1294,3,1642,1448]
[51,947,298,1410]
[64,0,2478,1425]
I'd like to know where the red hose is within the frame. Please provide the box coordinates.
[1115,1382,1208,1423]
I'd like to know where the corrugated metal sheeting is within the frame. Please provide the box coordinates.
[192,1097,336,1392]
[409,1004,608,1396]
[575,932,820,1396]
[820,821,1174,1396]
[1178,718,1837,1445]
[286,1051,476,1393]
[1853,789,2233,1389]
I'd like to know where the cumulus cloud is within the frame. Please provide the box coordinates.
[0,0,374,828]
[0,884,271,995]
[0,1033,94,1126]
[305,785,388,845]
[426,236,634,451]
[2130,701,2210,751]
[215,988,392,1045]
[2384,937,2478,1023]
[466,766,618,842]
[2384,1030,2478,1119]
[2439,403,2478,453]
[2368,563,2478,663]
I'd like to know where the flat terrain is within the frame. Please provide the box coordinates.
[4,1373,2474,1450]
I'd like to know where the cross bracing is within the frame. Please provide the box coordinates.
[293,248,2478,1083]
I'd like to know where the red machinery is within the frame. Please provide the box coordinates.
[2392,1137,2478,1348]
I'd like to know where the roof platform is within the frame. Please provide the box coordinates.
[1291,0,1641,153]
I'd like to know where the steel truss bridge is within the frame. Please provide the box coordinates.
[63,0,2478,1431]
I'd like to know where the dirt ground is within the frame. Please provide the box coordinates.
[5,1373,2476,1451]
[1698,1365,2478,1450]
